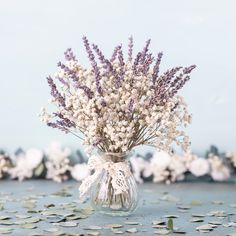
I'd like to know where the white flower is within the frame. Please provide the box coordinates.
[208,155,230,181]
[189,158,210,177]
[70,163,90,181]
[8,148,43,181]
[226,151,236,167]
[0,153,12,179]
[45,141,72,182]
[145,151,171,183]
[151,151,171,170]
[169,154,187,182]
[130,156,150,183]
[45,141,71,164]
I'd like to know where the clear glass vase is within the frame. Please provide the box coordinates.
[90,150,138,216]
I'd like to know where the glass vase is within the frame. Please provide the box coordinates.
[90,150,138,216]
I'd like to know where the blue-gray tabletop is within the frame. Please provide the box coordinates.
[0,180,236,236]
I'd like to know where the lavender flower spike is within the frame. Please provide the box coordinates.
[152,52,163,84]
[128,36,133,62]
[82,36,103,95]
[47,76,66,107]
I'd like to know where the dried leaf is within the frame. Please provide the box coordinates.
[124,221,139,225]
[0,220,14,225]
[164,215,179,218]
[154,229,170,235]
[126,227,138,233]
[83,225,102,230]
[167,218,173,231]
[177,205,191,210]
[59,221,77,227]
[196,224,213,232]
[152,220,166,225]
[190,218,204,223]
[44,203,55,208]
[52,231,66,236]
[44,228,60,233]
[21,223,37,229]
[208,221,222,225]
[0,216,11,220]
[105,224,123,229]
[15,214,32,219]
[0,227,13,234]
[190,200,202,206]
[87,231,100,236]
[211,200,224,205]
[28,232,44,236]
[191,213,205,218]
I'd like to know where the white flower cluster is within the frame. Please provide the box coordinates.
[40,38,194,154]
[208,154,230,181]
[226,151,236,168]
[45,141,90,182]
[0,153,12,179]
[45,142,72,182]
[7,149,43,181]
[131,150,231,184]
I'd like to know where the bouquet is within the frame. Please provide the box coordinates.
[40,36,195,215]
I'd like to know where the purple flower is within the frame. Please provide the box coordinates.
[152,52,163,84]
[110,45,122,62]
[64,48,77,61]
[128,36,133,62]
[47,76,66,107]
[128,99,134,113]
[82,36,103,95]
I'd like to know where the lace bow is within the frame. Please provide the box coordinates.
[79,155,132,198]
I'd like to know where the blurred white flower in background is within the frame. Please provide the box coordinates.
[168,154,187,183]
[8,149,43,181]
[208,155,230,181]
[182,152,198,169]
[71,163,90,181]
[226,151,236,167]
[189,157,210,177]
[144,151,171,183]
[0,153,12,179]
[45,141,72,182]
[130,156,150,183]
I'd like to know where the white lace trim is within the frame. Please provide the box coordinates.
[79,155,132,198]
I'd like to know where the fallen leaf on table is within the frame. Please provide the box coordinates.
[126,227,138,233]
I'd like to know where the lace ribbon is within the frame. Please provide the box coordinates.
[79,155,132,198]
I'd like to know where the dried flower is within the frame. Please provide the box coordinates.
[0,151,12,179]
[45,142,72,182]
[40,37,195,154]
[189,158,210,177]
[208,154,230,181]
[8,148,43,181]
[71,163,90,181]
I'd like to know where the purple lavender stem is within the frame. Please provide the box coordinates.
[47,76,66,107]
[64,48,77,61]
[82,36,103,95]
[128,36,133,62]
[110,45,122,62]
[140,39,151,65]
[152,52,163,84]
[128,99,134,113]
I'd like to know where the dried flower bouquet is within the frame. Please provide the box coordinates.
[40,36,196,215]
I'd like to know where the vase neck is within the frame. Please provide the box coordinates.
[96,150,134,163]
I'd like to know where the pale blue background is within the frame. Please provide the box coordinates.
[0,0,235,153]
